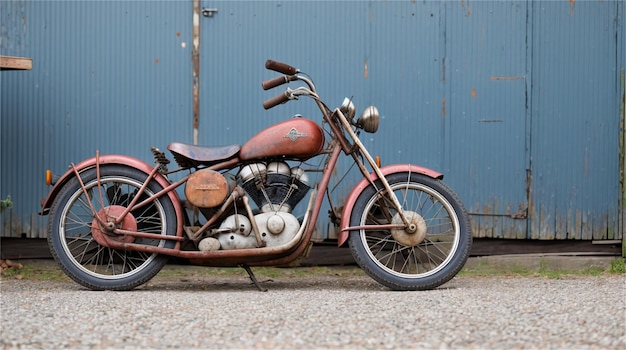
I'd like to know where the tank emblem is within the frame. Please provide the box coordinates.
[283,128,308,142]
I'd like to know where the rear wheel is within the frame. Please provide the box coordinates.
[348,172,472,290]
[47,165,177,290]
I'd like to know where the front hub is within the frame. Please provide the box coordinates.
[390,211,427,246]
[91,205,137,246]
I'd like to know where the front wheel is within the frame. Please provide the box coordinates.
[47,165,177,290]
[348,172,472,290]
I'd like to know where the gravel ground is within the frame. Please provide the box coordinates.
[1,263,624,350]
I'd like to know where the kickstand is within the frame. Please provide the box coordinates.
[241,265,271,292]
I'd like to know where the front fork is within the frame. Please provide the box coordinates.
[333,109,412,230]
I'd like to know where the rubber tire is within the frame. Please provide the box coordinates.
[348,172,472,291]
[47,165,177,290]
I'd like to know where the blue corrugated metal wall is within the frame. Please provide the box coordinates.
[1,0,193,237]
[444,1,530,239]
[530,1,622,240]
[1,0,623,242]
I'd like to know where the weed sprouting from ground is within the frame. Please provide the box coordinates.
[610,258,625,274]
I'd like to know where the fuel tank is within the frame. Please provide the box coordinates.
[239,118,325,161]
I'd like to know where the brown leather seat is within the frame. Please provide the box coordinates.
[167,142,240,168]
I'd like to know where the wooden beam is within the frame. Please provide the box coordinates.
[0,56,32,70]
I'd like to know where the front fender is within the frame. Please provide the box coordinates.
[40,154,181,216]
[337,164,443,247]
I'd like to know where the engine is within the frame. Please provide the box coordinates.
[238,161,310,213]
[193,161,311,251]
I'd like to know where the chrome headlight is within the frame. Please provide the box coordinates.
[356,106,379,133]
[340,97,356,122]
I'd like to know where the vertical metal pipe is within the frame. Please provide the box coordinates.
[192,0,201,145]
[620,68,625,256]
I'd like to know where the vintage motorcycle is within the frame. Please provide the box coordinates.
[41,60,472,291]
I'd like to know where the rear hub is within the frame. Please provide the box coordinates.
[91,205,137,246]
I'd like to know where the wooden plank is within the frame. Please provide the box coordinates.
[0,238,621,262]
[0,55,32,70]
[1,238,52,259]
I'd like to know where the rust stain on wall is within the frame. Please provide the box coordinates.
[482,204,490,215]
[460,0,471,17]
[490,76,524,81]
[441,98,446,118]
[364,59,368,79]
[471,87,477,99]
[192,0,201,144]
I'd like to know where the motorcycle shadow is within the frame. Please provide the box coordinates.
[141,274,385,292]
[137,265,465,292]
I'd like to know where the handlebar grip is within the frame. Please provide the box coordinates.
[265,59,298,75]
[262,76,289,90]
[263,91,290,110]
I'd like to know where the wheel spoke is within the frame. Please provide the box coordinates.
[67,236,95,262]
[419,239,449,263]
[365,232,394,256]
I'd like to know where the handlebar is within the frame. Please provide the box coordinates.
[262,76,291,90]
[263,91,291,110]
[265,59,298,75]
[262,59,317,110]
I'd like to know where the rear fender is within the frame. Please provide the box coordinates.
[40,154,182,221]
[337,164,443,247]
